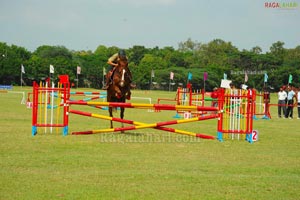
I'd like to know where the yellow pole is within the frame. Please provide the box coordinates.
[38,81,43,133]
[56,82,61,134]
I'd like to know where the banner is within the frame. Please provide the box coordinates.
[245,72,248,83]
[170,72,174,80]
[77,66,81,74]
[21,64,25,74]
[221,79,232,89]
[151,69,155,78]
[203,72,208,81]
[188,72,192,81]
[264,73,268,83]
[288,74,292,84]
[50,65,54,74]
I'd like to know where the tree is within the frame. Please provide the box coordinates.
[0,43,31,85]
[94,45,109,57]
[269,41,286,65]
[128,45,148,65]
[178,38,200,52]
[199,39,238,67]
[27,45,74,84]
[1,40,299,90]
[134,54,168,84]
[251,46,262,54]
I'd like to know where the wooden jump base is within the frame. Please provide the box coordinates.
[69,110,218,139]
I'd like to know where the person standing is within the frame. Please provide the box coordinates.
[211,87,219,107]
[285,85,296,119]
[277,87,287,118]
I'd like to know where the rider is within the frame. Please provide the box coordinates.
[104,49,134,98]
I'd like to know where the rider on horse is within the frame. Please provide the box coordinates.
[104,49,134,99]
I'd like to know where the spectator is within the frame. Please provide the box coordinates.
[211,87,219,107]
[285,85,296,119]
[277,87,287,118]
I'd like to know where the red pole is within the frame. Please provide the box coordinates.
[32,82,39,136]
[62,80,70,136]
[217,88,225,141]
[189,86,192,106]
[245,90,250,134]
[217,88,225,133]
[32,82,36,126]
[201,89,205,107]
[176,87,181,105]
[249,89,255,132]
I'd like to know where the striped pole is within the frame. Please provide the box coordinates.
[81,95,106,102]
[68,101,219,112]
[69,110,217,139]
[44,82,48,133]
[70,91,107,95]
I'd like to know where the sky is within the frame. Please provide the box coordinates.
[0,0,300,52]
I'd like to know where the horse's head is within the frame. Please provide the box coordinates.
[116,57,129,88]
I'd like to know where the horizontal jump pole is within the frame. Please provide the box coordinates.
[69,110,217,139]
[70,91,107,95]
[81,95,106,102]
[35,123,65,127]
[68,101,219,112]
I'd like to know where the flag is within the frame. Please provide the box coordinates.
[170,72,174,80]
[203,72,208,81]
[50,65,54,74]
[77,66,81,74]
[151,69,155,78]
[224,73,227,80]
[103,67,106,75]
[264,73,268,83]
[188,72,192,81]
[21,64,25,74]
[245,72,248,83]
[288,74,292,84]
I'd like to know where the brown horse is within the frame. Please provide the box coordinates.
[107,57,131,130]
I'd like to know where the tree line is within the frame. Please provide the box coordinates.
[0,39,299,91]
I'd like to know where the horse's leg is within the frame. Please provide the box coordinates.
[120,107,124,133]
[126,86,131,100]
[114,86,122,99]
[109,107,113,128]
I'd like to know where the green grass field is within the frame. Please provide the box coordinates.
[0,87,299,200]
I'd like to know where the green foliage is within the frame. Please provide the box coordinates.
[0,42,31,85]
[0,40,299,90]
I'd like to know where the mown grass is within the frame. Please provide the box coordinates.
[0,87,299,200]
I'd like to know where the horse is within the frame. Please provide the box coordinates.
[106,57,131,131]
